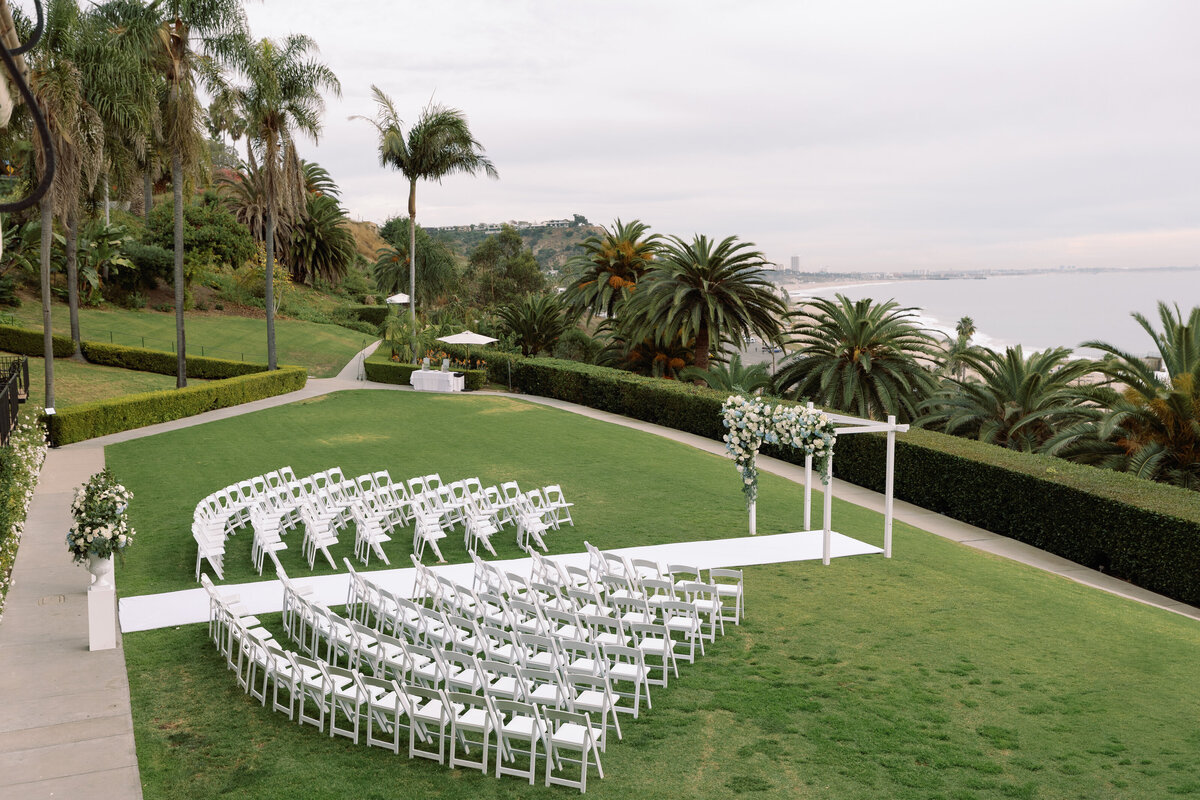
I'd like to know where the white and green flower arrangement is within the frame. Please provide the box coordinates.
[721,395,837,508]
[0,414,49,621]
[66,469,135,564]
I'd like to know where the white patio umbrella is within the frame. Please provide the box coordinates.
[385,292,411,306]
[436,330,498,369]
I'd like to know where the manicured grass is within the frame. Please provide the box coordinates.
[112,389,1200,798]
[8,303,370,377]
[104,390,833,597]
[7,352,205,408]
[124,535,1200,800]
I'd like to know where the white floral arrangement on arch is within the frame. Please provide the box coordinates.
[66,469,135,564]
[721,395,837,508]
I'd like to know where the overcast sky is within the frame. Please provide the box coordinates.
[243,1,1199,272]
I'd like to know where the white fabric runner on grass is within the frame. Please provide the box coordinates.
[118,529,881,633]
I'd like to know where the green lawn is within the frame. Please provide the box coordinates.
[7,302,371,377]
[105,390,829,597]
[112,391,1200,799]
[7,352,204,408]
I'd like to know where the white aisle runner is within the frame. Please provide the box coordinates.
[118,529,881,633]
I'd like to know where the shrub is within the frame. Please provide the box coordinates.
[0,323,73,358]
[46,366,307,446]
[0,414,48,620]
[364,356,485,391]
[831,428,1200,606]
[347,305,389,327]
[146,195,256,270]
[78,341,268,379]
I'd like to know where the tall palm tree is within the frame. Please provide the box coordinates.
[372,223,460,308]
[1044,303,1200,489]
[918,345,1094,451]
[355,86,498,327]
[775,294,941,422]
[232,34,340,369]
[30,0,104,361]
[561,218,660,320]
[79,1,158,265]
[622,234,785,372]
[151,0,249,386]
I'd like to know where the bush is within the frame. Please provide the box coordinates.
[0,323,73,358]
[78,341,269,379]
[0,414,48,619]
[46,366,307,446]
[364,355,485,391]
[118,241,174,291]
[348,304,389,327]
[146,195,256,270]
[831,428,1200,606]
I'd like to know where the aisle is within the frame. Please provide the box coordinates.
[118,529,881,632]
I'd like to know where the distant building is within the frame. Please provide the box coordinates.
[790,256,800,272]
[545,219,571,228]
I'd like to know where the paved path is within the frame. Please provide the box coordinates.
[2,341,1197,799]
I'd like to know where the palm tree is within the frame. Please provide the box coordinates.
[1044,303,1200,489]
[678,353,773,394]
[355,86,498,328]
[30,0,104,360]
[943,314,979,380]
[917,345,1094,451]
[372,223,460,307]
[561,218,660,320]
[151,0,249,386]
[233,34,340,369]
[290,194,354,285]
[775,294,941,422]
[497,293,571,357]
[622,234,785,373]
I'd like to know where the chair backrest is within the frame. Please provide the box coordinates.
[492,697,542,733]
[500,481,522,503]
[668,564,701,584]
[632,558,665,582]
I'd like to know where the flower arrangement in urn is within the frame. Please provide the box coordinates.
[67,470,135,581]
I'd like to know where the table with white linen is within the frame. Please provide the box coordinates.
[410,370,465,392]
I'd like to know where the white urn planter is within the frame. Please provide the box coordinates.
[87,554,115,590]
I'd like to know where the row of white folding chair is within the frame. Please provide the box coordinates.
[383,574,659,718]
[276,586,608,787]
[341,612,622,755]
[210,567,600,789]
[328,569,639,713]
[584,542,744,627]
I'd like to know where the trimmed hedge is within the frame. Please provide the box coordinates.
[46,366,307,446]
[347,305,389,327]
[831,428,1200,606]
[365,356,486,391]
[0,323,73,358]
[79,341,268,379]
[489,354,1200,607]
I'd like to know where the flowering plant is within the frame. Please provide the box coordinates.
[721,395,837,508]
[66,469,135,564]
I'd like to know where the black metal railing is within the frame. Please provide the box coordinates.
[0,355,29,447]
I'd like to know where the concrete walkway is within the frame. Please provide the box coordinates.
[2,342,1197,799]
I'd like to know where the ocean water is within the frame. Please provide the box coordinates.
[791,268,1200,357]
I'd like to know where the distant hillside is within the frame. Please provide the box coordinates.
[427,224,605,271]
[345,219,388,263]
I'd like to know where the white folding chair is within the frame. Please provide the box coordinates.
[709,567,745,625]
[600,643,652,718]
[447,690,499,774]
[494,698,547,785]
[542,707,604,792]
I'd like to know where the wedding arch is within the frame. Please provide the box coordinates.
[721,395,908,564]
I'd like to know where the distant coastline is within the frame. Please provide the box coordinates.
[777,264,1200,298]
